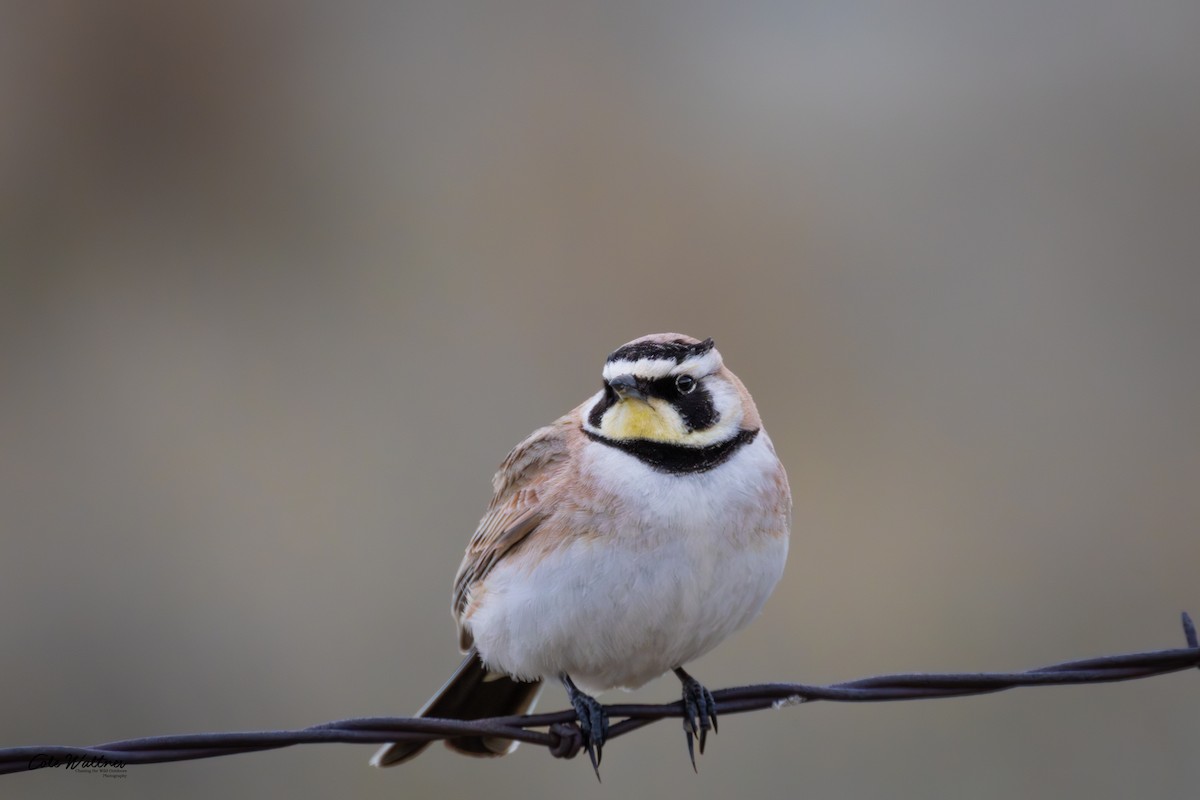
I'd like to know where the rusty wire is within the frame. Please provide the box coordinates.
[3,612,1197,776]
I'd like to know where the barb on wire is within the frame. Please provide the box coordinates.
[3,612,1197,777]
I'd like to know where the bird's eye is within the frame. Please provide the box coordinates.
[675,375,696,394]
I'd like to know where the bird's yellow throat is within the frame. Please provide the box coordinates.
[601,399,684,443]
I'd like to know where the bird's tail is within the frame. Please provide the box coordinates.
[370,650,543,767]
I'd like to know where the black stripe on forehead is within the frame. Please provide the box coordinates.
[606,337,715,365]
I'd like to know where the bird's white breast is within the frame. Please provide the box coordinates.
[468,431,789,693]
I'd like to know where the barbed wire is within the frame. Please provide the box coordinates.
[4,612,1197,777]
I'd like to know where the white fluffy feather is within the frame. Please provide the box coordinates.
[468,432,788,693]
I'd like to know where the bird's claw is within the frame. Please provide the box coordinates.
[562,675,608,781]
[675,667,718,771]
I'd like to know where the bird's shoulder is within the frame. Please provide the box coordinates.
[489,410,581,501]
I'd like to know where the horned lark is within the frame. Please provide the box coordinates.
[371,333,791,772]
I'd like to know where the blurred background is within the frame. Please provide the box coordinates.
[2,1,1198,798]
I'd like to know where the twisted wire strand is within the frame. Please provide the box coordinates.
[3,612,1196,776]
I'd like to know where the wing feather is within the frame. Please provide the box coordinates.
[452,417,575,648]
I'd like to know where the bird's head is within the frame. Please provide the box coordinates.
[583,333,759,447]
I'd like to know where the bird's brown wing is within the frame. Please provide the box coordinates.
[452,415,575,649]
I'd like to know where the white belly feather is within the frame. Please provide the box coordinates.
[468,433,789,693]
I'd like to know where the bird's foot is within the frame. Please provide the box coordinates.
[561,674,608,780]
[674,666,718,771]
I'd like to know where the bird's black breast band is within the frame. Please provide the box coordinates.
[582,428,759,475]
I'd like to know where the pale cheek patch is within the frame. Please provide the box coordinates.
[672,378,743,447]
[601,399,687,442]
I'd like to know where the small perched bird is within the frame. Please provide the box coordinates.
[371,333,791,773]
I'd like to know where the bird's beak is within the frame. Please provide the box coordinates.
[608,374,648,401]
